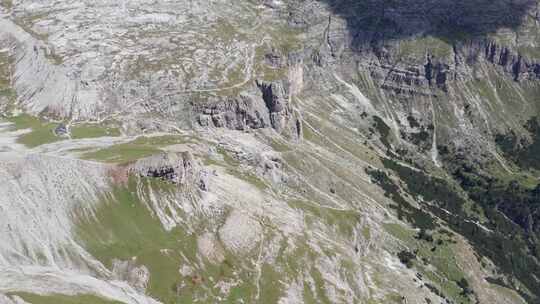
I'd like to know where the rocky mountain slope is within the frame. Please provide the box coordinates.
[0,0,539,303]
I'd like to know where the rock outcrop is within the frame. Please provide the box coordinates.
[111,259,150,293]
[129,151,199,185]
[256,80,291,132]
[194,80,302,139]
[483,41,540,81]
[218,209,261,254]
[194,93,271,130]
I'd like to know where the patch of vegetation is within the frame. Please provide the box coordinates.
[496,117,540,171]
[403,127,432,150]
[268,138,291,152]
[424,283,444,299]
[212,17,245,43]
[384,221,471,303]
[259,264,284,303]
[0,0,13,9]
[467,77,500,106]
[383,149,539,301]
[415,229,434,242]
[259,63,288,83]
[374,160,490,303]
[381,158,469,217]
[300,120,323,145]
[76,177,255,303]
[485,276,511,289]
[215,146,240,167]
[12,293,124,304]
[14,12,52,41]
[366,167,437,230]
[361,225,371,240]
[456,278,473,296]
[397,250,416,268]
[518,46,540,60]
[383,223,415,242]
[495,131,518,157]
[372,116,392,149]
[300,251,346,304]
[224,280,257,303]
[288,200,360,238]
[226,168,268,190]
[81,135,190,163]
[263,23,303,54]
[449,161,540,302]
[42,47,64,65]
[275,235,313,282]
[6,114,63,147]
[407,115,420,128]
[309,266,332,304]
[211,145,269,190]
[251,21,302,83]
[398,36,453,60]
[70,123,121,139]
[0,49,15,102]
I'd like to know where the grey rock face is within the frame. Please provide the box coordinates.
[483,41,540,81]
[130,151,197,185]
[193,80,302,138]
[264,48,284,69]
[257,80,289,131]
[53,123,69,137]
[111,259,150,293]
[194,94,271,131]
[290,0,539,161]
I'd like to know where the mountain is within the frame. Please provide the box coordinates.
[0,0,539,303]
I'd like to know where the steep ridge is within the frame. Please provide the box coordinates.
[291,0,540,302]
